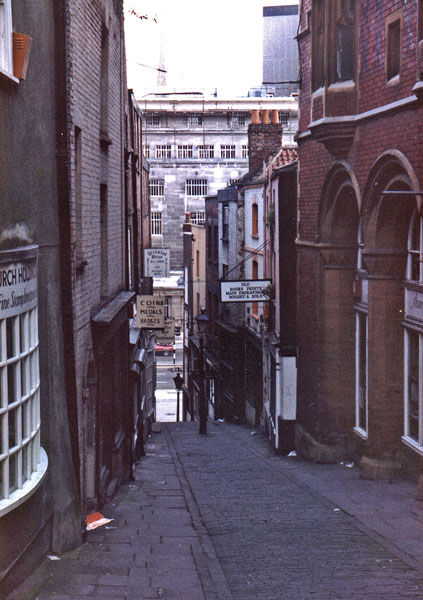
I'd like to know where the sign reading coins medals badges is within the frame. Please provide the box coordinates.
[136,295,165,329]
[0,246,38,319]
[144,248,170,278]
[220,279,272,303]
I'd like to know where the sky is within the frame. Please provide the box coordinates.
[124,0,299,98]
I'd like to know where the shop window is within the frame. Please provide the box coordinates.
[0,249,47,516]
[387,18,401,81]
[407,210,423,283]
[404,329,421,447]
[355,310,368,436]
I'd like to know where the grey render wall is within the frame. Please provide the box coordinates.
[262,5,299,97]
[145,112,249,270]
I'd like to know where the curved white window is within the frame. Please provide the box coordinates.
[0,247,47,516]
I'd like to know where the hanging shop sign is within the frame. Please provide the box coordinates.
[136,295,165,329]
[156,318,175,346]
[144,248,170,278]
[220,279,272,303]
[0,246,38,319]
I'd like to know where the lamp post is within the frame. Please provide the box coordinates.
[196,309,209,435]
[173,371,183,422]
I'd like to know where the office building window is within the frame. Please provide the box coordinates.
[151,212,162,236]
[143,145,150,159]
[221,145,236,159]
[198,145,214,159]
[231,112,246,126]
[177,145,193,159]
[190,211,205,225]
[149,179,164,197]
[242,145,249,159]
[187,113,203,127]
[146,112,160,126]
[0,248,48,516]
[155,145,172,159]
[186,179,208,196]
[0,0,13,76]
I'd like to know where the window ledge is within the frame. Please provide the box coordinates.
[0,66,19,85]
[0,448,48,517]
[402,435,423,456]
[387,74,400,87]
[353,426,368,440]
[328,80,355,93]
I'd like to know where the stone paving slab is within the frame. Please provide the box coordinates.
[167,421,423,600]
[9,420,423,600]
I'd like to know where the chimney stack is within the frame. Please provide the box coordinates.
[248,109,283,172]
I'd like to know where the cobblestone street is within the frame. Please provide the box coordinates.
[11,422,423,600]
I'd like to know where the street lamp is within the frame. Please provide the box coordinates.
[173,371,183,423]
[196,309,209,435]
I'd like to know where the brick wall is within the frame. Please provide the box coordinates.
[248,123,283,172]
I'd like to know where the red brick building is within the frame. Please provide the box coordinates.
[296,0,423,483]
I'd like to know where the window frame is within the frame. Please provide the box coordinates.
[220,145,236,159]
[185,179,208,197]
[177,145,193,159]
[0,0,15,80]
[151,211,163,236]
[252,202,259,238]
[0,247,47,517]
[149,179,165,197]
[190,211,205,225]
[187,113,203,127]
[146,112,160,126]
[386,13,402,83]
[155,145,172,159]
[198,145,214,159]
[354,308,368,438]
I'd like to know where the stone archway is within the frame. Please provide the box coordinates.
[297,163,360,462]
[359,152,419,479]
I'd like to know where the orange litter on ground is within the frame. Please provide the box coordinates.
[86,511,114,531]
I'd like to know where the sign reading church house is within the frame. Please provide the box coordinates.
[0,247,38,319]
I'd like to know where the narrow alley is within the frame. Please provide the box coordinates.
[10,422,423,600]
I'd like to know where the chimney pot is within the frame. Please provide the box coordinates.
[271,110,279,124]
[251,109,260,124]
[261,110,270,124]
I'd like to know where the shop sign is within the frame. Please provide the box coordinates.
[144,248,170,278]
[220,279,272,303]
[136,295,165,329]
[156,319,175,345]
[0,252,38,319]
[405,288,423,322]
